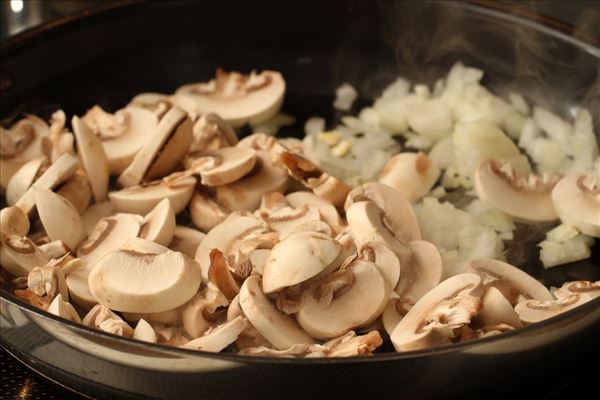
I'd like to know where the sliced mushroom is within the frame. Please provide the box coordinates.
[479,286,522,328]
[391,273,483,352]
[120,237,169,254]
[82,105,159,174]
[186,146,256,186]
[138,198,176,246]
[190,112,238,153]
[551,172,600,237]
[554,280,600,300]
[394,241,443,302]
[208,249,242,300]
[175,69,285,127]
[34,188,85,251]
[38,240,69,260]
[0,206,29,236]
[288,219,333,237]
[474,159,559,223]
[169,225,206,258]
[118,107,192,187]
[237,132,286,155]
[181,282,229,338]
[0,233,49,277]
[515,294,592,325]
[45,110,75,163]
[285,191,342,228]
[99,318,134,337]
[262,231,342,294]
[77,213,142,267]
[82,304,133,336]
[89,249,202,313]
[65,259,97,311]
[189,190,229,232]
[71,116,110,202]
[297,258,390,340]
[248,248,270,275]
[151,323,190,346]
[27,263,69,303]
[81,201,115,236]
[279,151,351,207]
[14,288,49,309]
[55,170,92,214]
[109,172,196,215]
[323,330,383,358]
[47,293,81,323]
[133,319,158,343]
[239,275,314,349]
[378,152,440,202]
[357,241,401,291]
[128,93,173,119]
[465,258,553,305]
[6,157,46,206]
[122,306,184,326]
[15,153,79,215]
[182,316,248,352]
[261,205,322,239]
[382,294,415,336]
[1,115,49,192]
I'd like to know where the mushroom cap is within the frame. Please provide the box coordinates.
[345,182,421,244]
[81,201,115,236]
[297,259,390,340]
[46,293,81,323]
[169,225,206,258]
[65,260,97,311]
[390,273,483,352]
[474,159,559,223]
[139,198,176,246]
[187,146,256,186]
[15,153,79,215]
[0,206,30,236]
[357,241,401,291]
[34,188,85,252]
[88,249,202,313]
[515,294,591,324]
[551,172,600,237]
[174,70,285,127]
[182,316,248,352]
[189,191,229,232]
[465,258,553,304]
[239,275,314,350]
[5,157,46,206]
[262,231,342,294]
[121,237,169,254]
[0,233,49,277]
[76,213,142,267]
[133,318,157,343]
[479,286,522,328]
[72,116,110,202]
[394,240,443,302]
[285,191,342,227]
[109,173,196,215]
[378,152,441,202]
[117,107,192,187]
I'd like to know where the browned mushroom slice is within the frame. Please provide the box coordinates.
[515,294,592,324]
[5,157,47,206]
[0,206,30,236]
[208,249,241,300]
[117,107,193,188]
[474,158,559,223]
[190,112,238,153]
[0,233,49,277]
[174,69,285,127]
[551,172,600,237]
[378,152,440,202]
[186,146,256,186]
[279,151,351,207]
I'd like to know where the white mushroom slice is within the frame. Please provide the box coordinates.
[56,171,92,213]
[186,146,256,186]
[465,258,553,305]
[182,316,248,352]
[65,260,97,311]
[82,106,159,174]
[0,206,29,236]
[279,151,351,207]
[169,226,206,258]
[27,264,69,302]
[551,172,600,237]
[121,237,169,254]
[248,249,270,275]
[98,318,134,337]
[297,259,390,340]
[515,294,592,324]
[378,152,440,202]
[38,240,69,260]
[71,116,110,202]
[181,283,229,338]
[238,344,311,357]
[214,150,289,212]
[345,182,421,244]
[554,280,600,300]
[479,287,522,328]
[117,107,192,188]
[122,307,183,326]
[357,241,401,291]
[189,190,229,232]
[77,213,142,267]
[474,159,559,223]
[0,233,49,277]
[109,173,196,215]
[285,191,342,228]
[89,249,202,313]
[81,201,115,236]
[239,275,314,349]
[391,273,483,352]
[1,115,49,192]
[34,188,85,251]
[151,323,190,346]
[288,219,333,237]
[175,69,285,127]
[382,295,415,336]
[262,205,322,239]
[190,112,238,153]
[262,231,342,294]
[237,132,286,155]
[323,330,383,358]
[47,294,81,323]
[82,304,121,327]
[133,319,157,343]
[394,241,443,302]
[6,157,46,206]
[128,93,173,118]
[15,153,79,215]
[138,198,175,246]
[46,110,75,163]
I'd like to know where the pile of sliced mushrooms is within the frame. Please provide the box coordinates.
[1,66,599,358]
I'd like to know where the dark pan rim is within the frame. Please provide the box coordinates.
[1,0,599,364]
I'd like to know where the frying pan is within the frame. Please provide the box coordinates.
[1,2,599,399]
